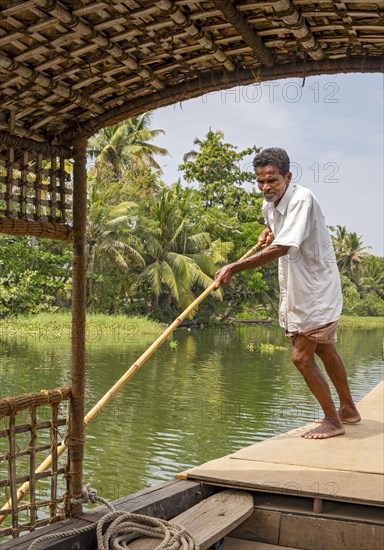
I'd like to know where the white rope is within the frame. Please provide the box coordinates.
[28,485,200,550]
[96,511,198,549]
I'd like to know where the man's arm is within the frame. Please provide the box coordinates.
[214,243,289,288]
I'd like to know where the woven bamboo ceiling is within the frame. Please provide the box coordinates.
[1,0,383,144]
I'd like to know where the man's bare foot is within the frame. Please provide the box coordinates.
[315,405,361,424]
[302,420,345,439]
[338,404,361,423]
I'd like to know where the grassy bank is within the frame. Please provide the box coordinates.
[338,315,384,329]
[228,314,384,330]
[0,312,382,339]
[0,312,164,340]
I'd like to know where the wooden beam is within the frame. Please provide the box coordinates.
[68,137,88,516]
[211,0,274,67]
[0,217,73,241]
[0,132,72,158]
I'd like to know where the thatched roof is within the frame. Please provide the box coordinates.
[1,0,383,143]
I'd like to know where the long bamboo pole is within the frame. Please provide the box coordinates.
[0,240,262,521]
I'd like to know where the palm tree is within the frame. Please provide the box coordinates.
[330,224,348,260]
[331,225,371,281]
[121,114,169,172]
[88,113,169,179]
[358,255,384,298]
[137,184,233,314]
[87,181,145,308]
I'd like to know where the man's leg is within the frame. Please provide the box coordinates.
[315,343,361,423]
[291,335,345,439]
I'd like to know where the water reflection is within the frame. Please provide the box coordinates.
[0,325,383,500]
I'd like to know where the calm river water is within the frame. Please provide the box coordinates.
[1,324,383,502]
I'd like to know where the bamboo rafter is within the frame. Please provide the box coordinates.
[271,0,325,60]
[154,0,236,71]
[0,387,71,540]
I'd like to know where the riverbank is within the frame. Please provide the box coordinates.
[0,312,164,340]
[338,315,384,329]
[0,312,382,339]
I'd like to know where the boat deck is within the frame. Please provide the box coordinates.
[178,381,384,507]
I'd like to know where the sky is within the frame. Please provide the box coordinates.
[151,72,383,256]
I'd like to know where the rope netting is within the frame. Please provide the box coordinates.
[0,387,71,540]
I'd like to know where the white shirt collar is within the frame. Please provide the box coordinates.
[274,183,296,214]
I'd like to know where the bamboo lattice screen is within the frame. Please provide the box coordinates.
[0,134,74,241]
[0,387,71,540]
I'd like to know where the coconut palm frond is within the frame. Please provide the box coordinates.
[186,232,212,252]
[160,260,180,302]
[187,253,216,276]
[141,262,162,297]
[210,239,235,264]
[165,252,191,285]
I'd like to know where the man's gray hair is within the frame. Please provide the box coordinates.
[253,147,290,176]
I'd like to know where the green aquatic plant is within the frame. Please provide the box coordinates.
[259,343,286,354]
[246,341,286,353]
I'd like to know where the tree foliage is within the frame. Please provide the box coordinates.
[133,183,233,318]
[331,227,383,316]
[0,237,71,317]
[331,225,371,282]
[179,129,260,213]
[0,122,382,320]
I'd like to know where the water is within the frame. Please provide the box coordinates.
[0,325,383,502]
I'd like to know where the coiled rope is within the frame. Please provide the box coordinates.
[28,485,199,550]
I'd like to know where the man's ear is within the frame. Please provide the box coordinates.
[285,171,292,185]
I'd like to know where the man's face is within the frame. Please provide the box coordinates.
[256,165,292,204]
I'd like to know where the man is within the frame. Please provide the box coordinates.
[214,147,360,439]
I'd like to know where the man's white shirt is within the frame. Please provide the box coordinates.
[262,184,342,332]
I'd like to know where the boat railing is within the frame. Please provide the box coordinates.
[0,387,71,540]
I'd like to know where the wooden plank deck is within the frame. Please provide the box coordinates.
[178,381,384,507]
[224,540,297,550]
[128,490,254,550]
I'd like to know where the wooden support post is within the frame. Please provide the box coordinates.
[69,138,88,517]
[8,415,18,538]
[313,497,323,514]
